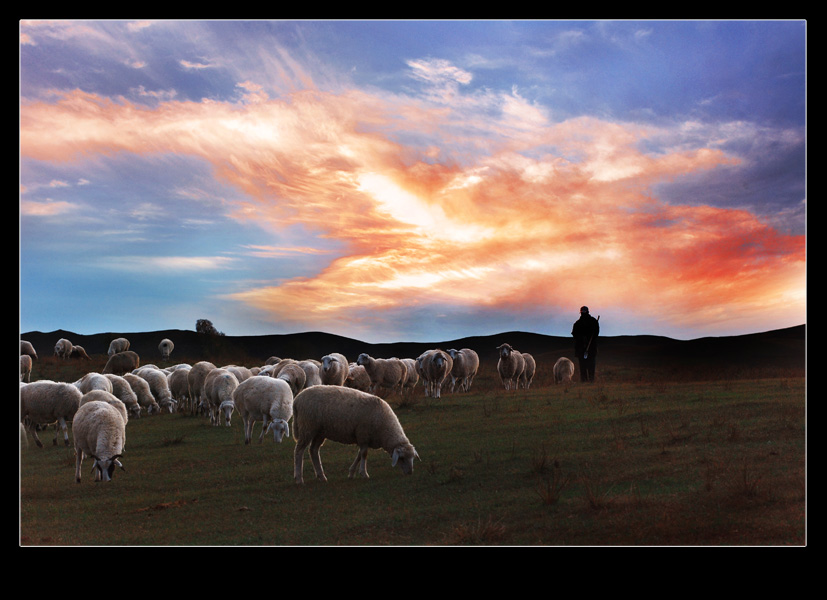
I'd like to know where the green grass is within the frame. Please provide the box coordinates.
[20,361,805,546]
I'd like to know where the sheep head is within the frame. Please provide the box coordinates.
[391,444,420,475]
[266,419,290,443]
[90,454,125,482]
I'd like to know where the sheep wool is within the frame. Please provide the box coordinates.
[203,368,239,426]
[496,343,526,391]
[104,374,142,418]
[73,400,126,483]
[232,376,294,444]
[20,380,83,447]
[521,353,536,390]
[158,338,174,360]
[102,350,141,375]
[320,353,349,386]
[20,340,38,360]
[345,363,371,392]
[292,386,419,483]
[20,355,33,382]
[123,373,160,415]
[552,357,575,384]
[447,348,480,393]
[107,337,130,356]
[355,353,406,397]
[54,338,73,359]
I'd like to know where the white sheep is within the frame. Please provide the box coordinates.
[400,358,419,395]
[187,361,217,416]
[54,338,73,359]
[292,386,420,483]
[418,349,453,398]
[20,380,83,447]
[107,337,130,356]
[345,363,371,392]
[166,365,193,413]
[520,353,536,389]
[232,376,294,444]
[123,373,160,415]
[202,368,239,426]
[72,400,126,483]
[79,390,129,425]
[20,340,38,360]
[102,350,141,375]
[137,367,177,413]
[447,348,480,392]
[496,343,526,391]
[299,360,322,387]
[223,365,253,383]
[355,353,406,397]
[158,338,174,360]
[320,353,349,386]
[553,357,575,384]
[104,374,143,419]
[75,372,113,395]
[20,354,33,382]
[275,362,307,396]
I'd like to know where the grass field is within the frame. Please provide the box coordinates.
[19,354,806,546]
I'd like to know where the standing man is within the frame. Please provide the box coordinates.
[572,306,599,382]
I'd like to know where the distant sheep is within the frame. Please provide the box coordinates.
[54,338,73,359]
[203,368,239,426]
[158,338,174,360]
[20,380,82,447]
[104,374,143,419]
[520,353,536,390]
[320,353,349,386]
[496,343,525,391]
[72,400,126,483]
[356,353,406,397]
[20,340,37,360]
[102,350,141,375]
[447,348,479,393]
[345,363,371,392]
[20,355,32,382]
[123,373,160,415]
[107,337,130,356]
[552,357,575,384]
[292,386,420,483]
[70,345,92,360]
[232,376,294,444]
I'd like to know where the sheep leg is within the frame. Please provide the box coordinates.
[348,446,370,479]
[57,418,70,446]
[308,436,327,482]
[294,439,309,483]
[29,425,43,449]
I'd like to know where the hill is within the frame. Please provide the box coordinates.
[20,325,805,380]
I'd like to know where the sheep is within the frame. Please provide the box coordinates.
[158,338,174,360]
[187,361,217,416]
[54,338,73,359]
[202,368,239,426]
[104,374,142,419]
[123,373,160,415]
[232,376,294,444]
[20,380,82,447]
[20,354,32,382]
[553,357,575,385]
[107,337,130,356]
[224,365,253,383]
[70,344,92,360]
[276,362,307,396]
[355,353,406,397]
[400,358,419,395]
[292,386,420,483]
[345,363,371,392]
[299,360,322,387]
[137,367,176,413]
[20,340,37,360]
[72,400,126,483]
[75,372,114,395]
[520,353,536,389]
[102,350,141,375]
[417,349,453,398]
[320,353,349,386]
[496,343,525,391]
[79,390,129,425]
[447,348,480,393]
[166,365,193,413]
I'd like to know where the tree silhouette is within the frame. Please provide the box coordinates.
[196,319,225,336]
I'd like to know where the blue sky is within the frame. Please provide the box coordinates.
[20,20,806,343]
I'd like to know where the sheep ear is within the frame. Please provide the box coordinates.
[283,421,289,438]
[414,448,421,461]
[391,448,400,466]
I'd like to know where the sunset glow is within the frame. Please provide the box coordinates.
[19,20,806,342]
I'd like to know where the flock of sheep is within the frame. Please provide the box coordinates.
[20,334,579,485]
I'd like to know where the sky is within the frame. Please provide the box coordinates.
[19,20,806,343]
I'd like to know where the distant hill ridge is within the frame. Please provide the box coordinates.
[20,325,805,373]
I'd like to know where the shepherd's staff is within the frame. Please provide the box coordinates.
[583,315,600,359]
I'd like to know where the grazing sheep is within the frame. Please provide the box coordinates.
[20,380,82,447]
[166,366,193,413]
[70,345,92,360]
[75,372,114,395]
[345,363,371,392]
[292,386,420,483]
[72,400,126,483]
[265,356,281,366]
[107,337,130,356]
[104,374,143,419]
[418,349,453,398]
[496,343,525,391]
[521,353,536,390]
[20,340,38,360]
[54,338,73,359]
[187,361,217,416]
[553,357,575,384]
[20,354,32,382]
[320,353,349,386]
[123,373,160,415]
[232,376,294,444]
[102,350,141,375]
[158,338,174,360]
[299,360,322,387]
[356,353,406,397]
[203,368,240,426]
[400,358,419,395]
[79,390,129,425]
[137,367,176,413]
[276,363,307,396]
[224,365,253,383]
[447,348,480,393]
